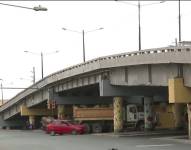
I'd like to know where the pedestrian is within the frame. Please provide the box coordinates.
[29,124,33,130]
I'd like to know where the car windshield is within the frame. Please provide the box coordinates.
[53,120,77,125]
[53,120,62,124]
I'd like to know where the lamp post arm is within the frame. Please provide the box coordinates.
[0,3,47,11]
[0,2,34,10]
[62,28,81,34]
[141,1,166,7]
[85,27,104,34]
[115,0,137,7]
[24,51,40,55]
[43,51,59,56]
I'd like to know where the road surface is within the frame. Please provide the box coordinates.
[0,130,190,150]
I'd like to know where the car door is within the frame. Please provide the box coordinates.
[64,122,73,133]
[60,122,72,134]
[54,121,62,133]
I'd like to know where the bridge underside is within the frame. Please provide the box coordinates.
[53,82,168,105]
[0,113,27,129]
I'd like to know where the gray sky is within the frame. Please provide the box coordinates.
[0,1,191,99]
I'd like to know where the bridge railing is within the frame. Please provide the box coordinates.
[0,46,191,112]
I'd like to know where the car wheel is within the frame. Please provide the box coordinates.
[50,131,56,136]
[82,123,91,133]
[71,130,77,135]
[92,123,102,133]
[136,121,144,131]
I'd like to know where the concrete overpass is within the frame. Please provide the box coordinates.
[0,46,191,136]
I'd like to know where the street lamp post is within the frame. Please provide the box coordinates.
[41,52,44,79]
[138,0,141,51]
[178,0,181,42]
[24,51,59,79]
[82,30,85,62]
[0,2,47,103]
[32,67,36,84]
[0,79,3,105]
[116,0,165,51]
[62,27,104,62]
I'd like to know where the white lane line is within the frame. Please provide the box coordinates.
[136,144,174,148]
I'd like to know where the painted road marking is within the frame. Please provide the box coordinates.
[136,144,174,148]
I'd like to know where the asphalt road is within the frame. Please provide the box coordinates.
[0,130,190,150]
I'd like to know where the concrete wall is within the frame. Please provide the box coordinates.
[151,64,178,86]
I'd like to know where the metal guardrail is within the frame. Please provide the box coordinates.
[1,46,191,113]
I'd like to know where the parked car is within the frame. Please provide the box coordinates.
[46,120,86,135]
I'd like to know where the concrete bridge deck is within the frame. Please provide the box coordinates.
[0,46,191,130]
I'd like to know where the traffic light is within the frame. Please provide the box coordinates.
[47,100,56,109]
[52,100,56,109]
[47,100,51,109]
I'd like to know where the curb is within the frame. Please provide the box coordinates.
[92,131,187,138]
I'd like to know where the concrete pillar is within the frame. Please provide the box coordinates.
[29,116,35,129]
[187,104,191,139]
[172,104,184,129]
[113,97,123,133]
[57,105,65,120]
[144,97,153,130]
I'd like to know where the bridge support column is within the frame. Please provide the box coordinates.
[172,104,184,129]
[187,104,191,139]
[168,78,191,103]
[113,97,123,133]
[144,97,153,130]
[57,105,65,120]
[29,116,35,129]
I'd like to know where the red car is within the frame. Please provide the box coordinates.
[46,120,85,135]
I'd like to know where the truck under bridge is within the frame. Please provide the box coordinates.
[0,46,191,137]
